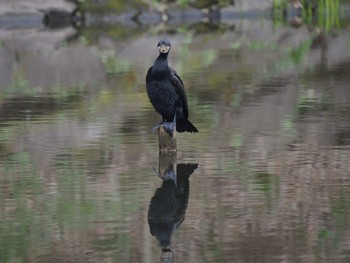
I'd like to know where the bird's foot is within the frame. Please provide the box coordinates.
[152,121,164,134]
[152,121,176,136]
[164,114,176,137]
[162,121,176,137]
[152,125,160,134]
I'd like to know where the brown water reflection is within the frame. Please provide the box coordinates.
[0,13,350,263]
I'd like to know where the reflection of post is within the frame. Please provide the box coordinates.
[148,151,198,262]
[158,125,176,152]
[158,151,177,180]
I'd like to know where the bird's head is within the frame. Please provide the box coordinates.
[157,38,171,54]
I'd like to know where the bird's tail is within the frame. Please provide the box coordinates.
[177,119,198,133]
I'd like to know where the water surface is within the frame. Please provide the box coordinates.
[1,10,350,263]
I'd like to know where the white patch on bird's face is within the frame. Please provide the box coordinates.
[158,45,170,53]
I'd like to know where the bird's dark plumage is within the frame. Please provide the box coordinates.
[146,38,198,133]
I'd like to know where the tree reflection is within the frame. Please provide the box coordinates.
[148,152,198,262]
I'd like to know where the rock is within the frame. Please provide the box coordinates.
[0,0,78,29]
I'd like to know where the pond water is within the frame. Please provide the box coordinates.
[1,10,350,263]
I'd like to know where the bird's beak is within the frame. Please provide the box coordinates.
[158,45,170,53]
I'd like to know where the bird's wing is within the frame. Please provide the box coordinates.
[170,69,189,119]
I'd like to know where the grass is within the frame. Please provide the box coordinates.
[97,50,131,75]
[318,0,341,32]
[272,0,342,31]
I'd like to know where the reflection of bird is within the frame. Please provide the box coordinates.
[188,0,235,9]
[146,39,198,135]
[148,164,198,251]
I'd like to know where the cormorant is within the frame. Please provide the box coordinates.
[146,39,198,134]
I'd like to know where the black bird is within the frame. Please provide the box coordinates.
[146,39,198,134]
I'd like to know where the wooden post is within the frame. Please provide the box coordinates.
[158,124,176,152]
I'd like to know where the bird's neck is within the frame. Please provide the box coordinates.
[153,53,170,75]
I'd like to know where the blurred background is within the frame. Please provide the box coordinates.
[1,0,350,262]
